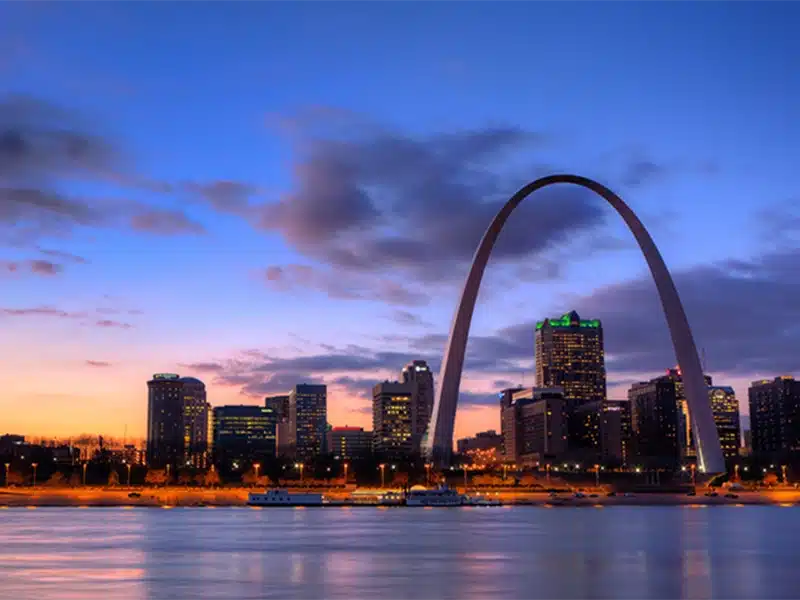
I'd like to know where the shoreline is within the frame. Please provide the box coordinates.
[1,488,798,508]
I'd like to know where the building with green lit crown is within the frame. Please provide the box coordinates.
[535,311,606,407]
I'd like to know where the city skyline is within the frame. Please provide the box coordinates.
[1,2,799,440]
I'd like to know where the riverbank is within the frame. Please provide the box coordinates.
[1,488,799,507]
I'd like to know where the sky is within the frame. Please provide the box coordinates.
[1,2,798,442]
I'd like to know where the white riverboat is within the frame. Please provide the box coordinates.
[247,489,324,507]
[405,485,464,507]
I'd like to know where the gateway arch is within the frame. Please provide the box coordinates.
[423,174,725,474]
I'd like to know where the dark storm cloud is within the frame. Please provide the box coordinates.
[258,118,610,303]
[130,208,206,236]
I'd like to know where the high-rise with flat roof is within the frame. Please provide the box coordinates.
[147,374,210,468]
[288,384,327,462]
[748,377,800,460]
[709,386,741,460]
[628,376,681,468]
[328,426,372,461]
[372,381,413,459]
[401,360,434,454]
[213,405,277,465]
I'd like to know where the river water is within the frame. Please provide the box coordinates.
[1,506,798,599]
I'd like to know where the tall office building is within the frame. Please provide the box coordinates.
[180,377,211,467]
[288,384,327,462]
[146,373,185,467]
[748,377,800,460]
[401,360,434,454]
[628,376,681,468]
[213,405,277,465]
[666,367,713,460]
[501,387,567,465]
[327,426,372,461]
[372,381,413,459]
[265,394,290,422]
[708,386,741,460]
[535,311,606,407]
[146,374,210,467]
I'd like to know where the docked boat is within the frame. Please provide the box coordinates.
[247,489,324,506]
[406,485,464,507]
[463,494,502,506]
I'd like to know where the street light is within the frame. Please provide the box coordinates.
[734,464,740,481]
[594,464,600,488]
[166,464,171,485]
[294,463,304,483]
[463,465,469,490]
[31,463,38,488]
[4,463,9,487]
[690,463,696,487]
[782,465,788,483]
[425,463,431,486]
[545,464,551,484]
[379,463,386,488]
[253,463,261,483]
[82,462,88,486]
[126,463,132,487]
[343,462,349,483]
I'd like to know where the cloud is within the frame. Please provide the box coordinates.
[183,180,261,215]
[264,264,429,306]
[37,247,88,264]
[2,258,63,276]
[95,319,133,329]
[1,305,85,318]
[85,360,111,368]
[130,208,205,235]
[570,247,800,375]
[258,116,610,302]
[387,309,432,328]
[330,376,378,399]
[179,362,226,374]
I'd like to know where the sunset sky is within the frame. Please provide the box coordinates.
[1,2,798,442]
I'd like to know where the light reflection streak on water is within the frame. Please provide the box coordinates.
[0,507,798,599]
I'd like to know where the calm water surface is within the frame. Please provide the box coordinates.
[1,506,798,599]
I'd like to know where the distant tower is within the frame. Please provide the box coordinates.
[288,384,327,462]
[372,381,413,459]
[401,360,434,454]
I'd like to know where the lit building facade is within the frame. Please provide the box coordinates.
[146,373,185,467]
[328,426,372,461]
[501,387,566,465]
[265,394,290,422]
[288,384,327,462]
[179,377,211,467]
[748,376,800,460]
[401,360,434,454]
[628,377,681,469]
[708,386,741,460]
[535,311,606,407]
[456,430,503,454]
[372,381,413,459]
[213,405,277,465]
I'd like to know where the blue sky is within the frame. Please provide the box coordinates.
[1,2,798,439]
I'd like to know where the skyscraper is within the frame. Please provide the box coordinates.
[146,373,184,467]
[288,384,327,462]
[628,377,681,468]
[265,394,290,422]
[500,387,566,465]
[535,311,606,406]
[179,377,211,467]
[748,376,800,461]
[146,373,210,468]
[401,360,434,453]
[372,381,413,459]
[708,386,741,460]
